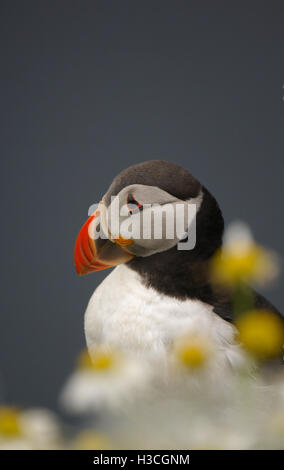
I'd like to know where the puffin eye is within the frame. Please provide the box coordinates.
[127,195,143,215]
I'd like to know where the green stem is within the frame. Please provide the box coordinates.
[233,282,254,319]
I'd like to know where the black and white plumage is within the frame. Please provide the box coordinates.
[75,160,282,368]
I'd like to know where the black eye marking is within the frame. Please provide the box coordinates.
[127,195,143,215]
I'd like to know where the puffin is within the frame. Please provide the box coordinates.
[74,160,282,368]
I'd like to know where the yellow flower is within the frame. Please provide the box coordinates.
[71,430,109,450]
[236,309,284,359]
[77,348,116,372]
[211,246,273,285]
[179,345,208,368]
[210,222,279,286]
[174,336,210,370]
[0,407,21,437]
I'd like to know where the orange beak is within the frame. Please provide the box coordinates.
[74,208,134,276]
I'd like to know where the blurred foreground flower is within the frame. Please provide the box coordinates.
[169,325,248,386]
[0,407,20,437]
[211,221,279,287]
[0,406,62,449]
[60,348,151,414]
[19,408,62,449]
[173,334,212,370]
[236,309,284,360]
[109,378,265,450]
[71,430,110,450]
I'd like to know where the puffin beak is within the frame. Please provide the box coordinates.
[74,206,134,276]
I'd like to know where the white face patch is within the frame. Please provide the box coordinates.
[101,184,203,257]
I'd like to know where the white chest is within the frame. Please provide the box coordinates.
[84,265,243,368]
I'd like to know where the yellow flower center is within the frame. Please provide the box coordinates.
[72,430,109,450]
[77,349,115,372]
[0,407,21,437]
[177,343,209,369]
[92,352,114,370]
[236,309,284,359]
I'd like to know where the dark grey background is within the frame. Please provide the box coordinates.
[1,1,284,411]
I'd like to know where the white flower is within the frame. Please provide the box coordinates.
[60,348,152,414]
[0,406,62,450]
[211,220,280,286]
[19,408,62,449]
[168,325,251,392]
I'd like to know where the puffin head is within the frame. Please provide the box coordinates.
[74,160,224,278]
